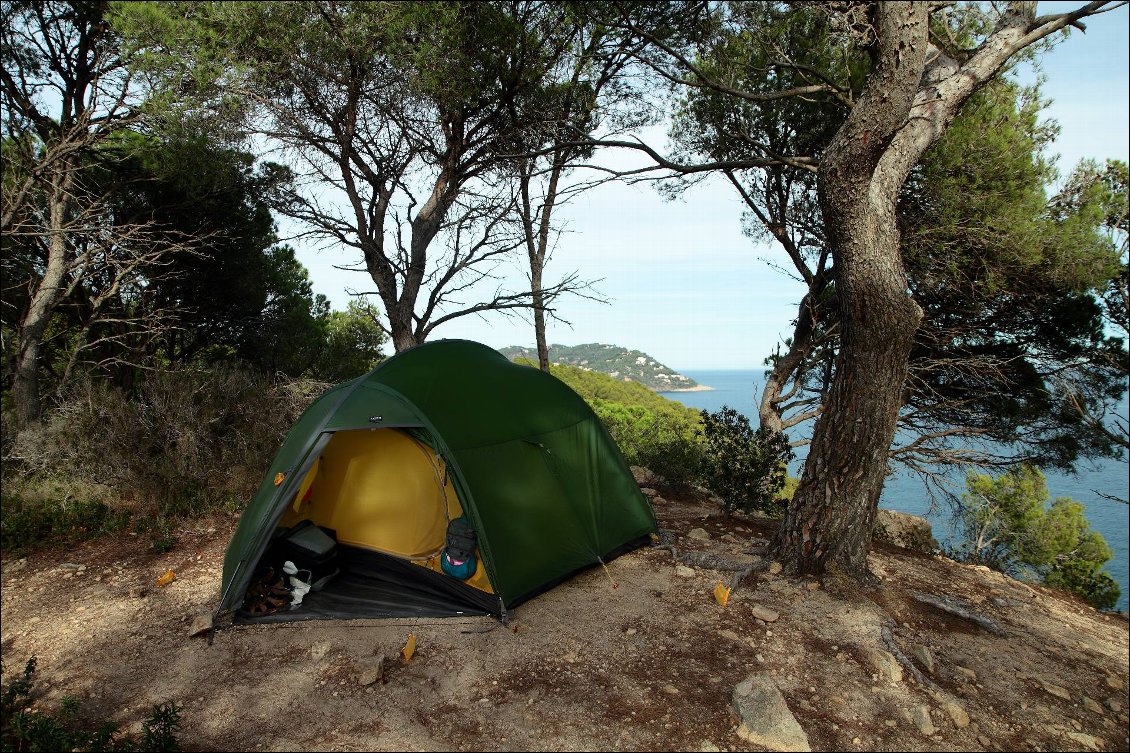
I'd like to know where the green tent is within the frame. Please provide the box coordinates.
[217,339,657,623]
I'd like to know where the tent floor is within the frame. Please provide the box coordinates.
[233,544,500,624]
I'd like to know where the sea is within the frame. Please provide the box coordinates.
[661,369,1130,612]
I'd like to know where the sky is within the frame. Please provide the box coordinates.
[292,2,1130,372]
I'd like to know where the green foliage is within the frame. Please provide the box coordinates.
[536,360,700,417]
[0,489,129,555]
[531,359,704,487]
[953,466,1120,610]
[6,366,324,541]
[699,406,793,517]
[589,399,703,489]
[308,301,388,383]
[532,360,794,503]
[1,656,181,752]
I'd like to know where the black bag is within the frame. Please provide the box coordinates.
[267,520,340,591]
[444,516,477,562]
[441,516,478,580]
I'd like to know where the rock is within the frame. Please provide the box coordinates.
[719,629,742,642]
[911,645,935,675]
[732,673,811,752]
[750,605,780,623]
[188,613,213,638]
[1040,680,1071,700]
[128,587,147,599]
[943,700,970,728]
[1104,697,1122,713]
[662,684,680,695]
[1104,675,1122,690]
[8,559,28,574]
[688,528,711,541]
[954,665,977,682]
[675,565,696,578]
[1082,696,1105,715]
[640,487,659,498]
[652,496,668,505]
[911,705,936,736]
[358,658,388,686]
[310,640,332,660]
[1065,732,1103,751]
[873,509,939,553]
[863,648,903,683]
[631,466,665,487]
[698,742,721,753]
[767,561,783,575]
[563,651,578,664]
[977,735,991,748]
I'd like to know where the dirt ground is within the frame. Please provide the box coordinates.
[1,491,1128,753]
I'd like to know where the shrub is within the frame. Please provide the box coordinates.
[590,399,703,488]
[1,656,182,752]
[699,406,794,517]
[4,365,326,547]
[951,465,1120,610]
[0,490,129,554]
[522,359,706,488]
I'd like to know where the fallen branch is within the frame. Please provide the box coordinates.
[882,623,943,694]
[912,591,1008,636]
[653,529,768,592]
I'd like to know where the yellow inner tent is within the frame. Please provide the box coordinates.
[279,428,492,593]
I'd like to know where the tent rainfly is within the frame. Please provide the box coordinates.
[216,339,658,624]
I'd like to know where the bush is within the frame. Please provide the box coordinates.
[0,489,129,554]
[951,465,1120,610]
[4,365,326,546]
[699,406,794,517]
[1,656,182,752]
[590,399,703,488]
[525,359,706,488]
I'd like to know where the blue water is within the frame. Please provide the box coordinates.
[662,369,1130,611]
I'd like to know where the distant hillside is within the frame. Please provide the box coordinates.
[500,343,709,392]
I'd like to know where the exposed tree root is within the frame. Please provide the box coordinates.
[912,591,1008,636]
[882,623,943,694]
[653,530,768,592]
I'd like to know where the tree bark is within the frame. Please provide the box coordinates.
[759,290,821,434]
[773,0,1088,576]
[774,2,929,574]
[13,169,74,428]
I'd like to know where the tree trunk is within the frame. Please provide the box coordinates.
[532,281,550,372]
[772,0,1077,576]
[759,290,820,434]
[389,304,420,353]
[525,154,565,373]
[13,171,73,428]
[773,2,929,575]
[774,202,923,574]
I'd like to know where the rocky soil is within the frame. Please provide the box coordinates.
[2,486,1128,752]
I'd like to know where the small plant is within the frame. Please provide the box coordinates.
[149,520,178,554]
[1,655,182,752]
[591,400,704,489]
[140,701,182,752]
[699,406,794,517]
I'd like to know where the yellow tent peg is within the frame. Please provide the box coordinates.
[713,582,731,607]
[401,632,417,663]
